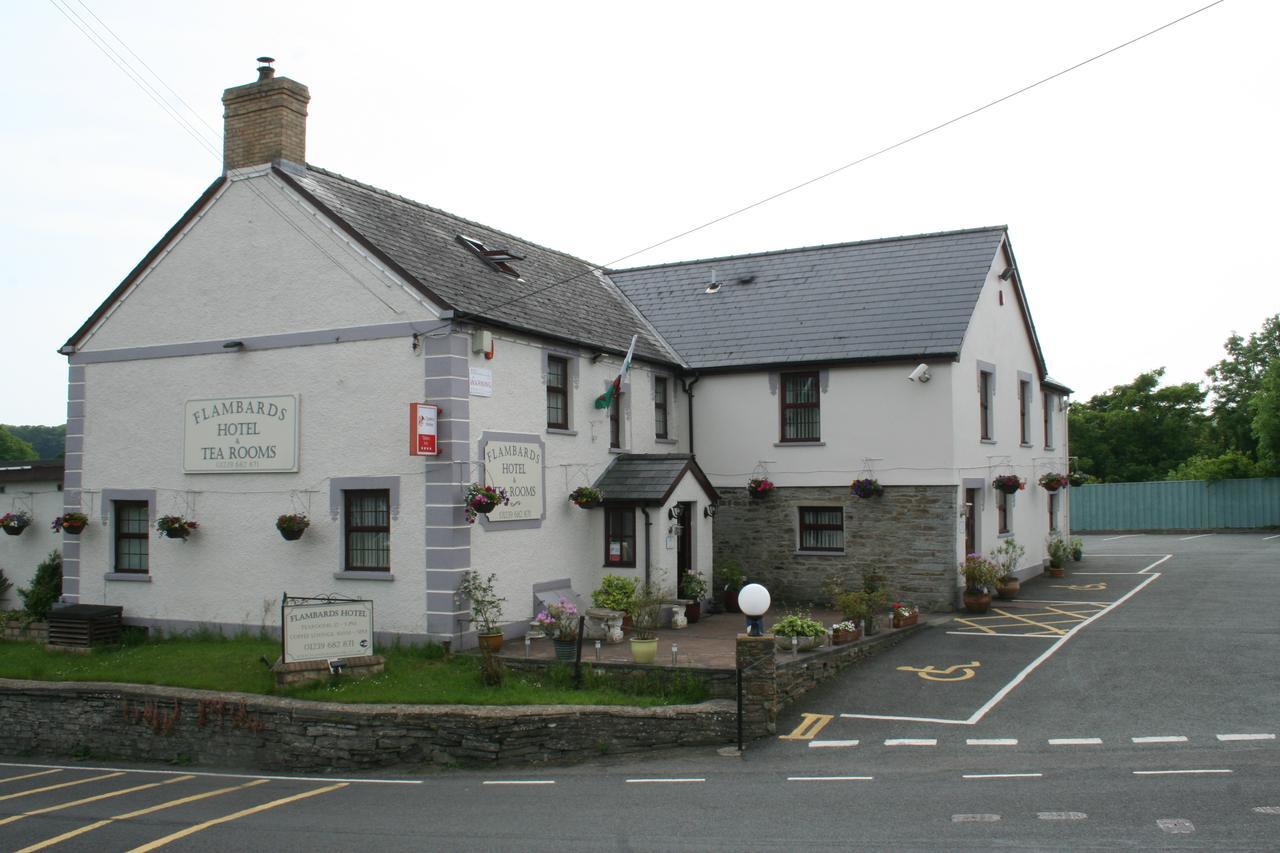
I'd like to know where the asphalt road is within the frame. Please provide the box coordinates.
[1,533,1276,851]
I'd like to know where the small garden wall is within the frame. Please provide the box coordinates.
[2,619,46,643]
[501,658,738,701]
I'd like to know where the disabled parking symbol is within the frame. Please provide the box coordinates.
[896,661,982,682]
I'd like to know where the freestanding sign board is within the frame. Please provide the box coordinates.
[281,596,375,663]
[410,402,440,456]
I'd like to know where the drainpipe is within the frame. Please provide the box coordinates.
[680,374,700,458]
[640,507,652,589]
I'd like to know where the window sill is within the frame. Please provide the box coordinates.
[546,427,578,436]
[980,438,997,445]
[1020,442,1033,448]
[655,437,678,445]
[774,441,825,447]
[333,571,395,581]
[105,572,151,582]
[795,550,845,556]
[608,447,630,454]
[997,531,1014,539]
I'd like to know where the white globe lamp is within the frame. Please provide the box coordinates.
[738,583,771,636]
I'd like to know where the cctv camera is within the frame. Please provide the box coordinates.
[908,364,931,383]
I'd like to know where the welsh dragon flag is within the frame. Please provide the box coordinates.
[595,334,638,409]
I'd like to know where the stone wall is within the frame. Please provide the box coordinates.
[502,658,738,700]
[0,679,737,770]
[2,619,46,642]
[713,486,958,611]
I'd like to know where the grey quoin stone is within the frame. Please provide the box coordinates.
[712,486,958,611]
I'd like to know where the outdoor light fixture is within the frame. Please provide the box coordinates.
[703,504,717,519]
[738,582,771,637]
[668,505,684,521]
[998,266,1015,281]
[671,643,679,665]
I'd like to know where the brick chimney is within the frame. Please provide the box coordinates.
[221,57,310,173]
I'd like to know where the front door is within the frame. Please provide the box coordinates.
[964,489,978,556]
[676,501,693,576]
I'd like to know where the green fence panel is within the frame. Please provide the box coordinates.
[1071,478,1280,531]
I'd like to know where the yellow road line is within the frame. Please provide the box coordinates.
[0,770,62,785]
[127,782,348,852]
[15,779,270,853]
[0,772,125,802]
[779,713,834,741]
[951,616,997,634]
[987,609,1069,636]
[0,775,193,828]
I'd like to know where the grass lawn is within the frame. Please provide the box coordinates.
[0,634,707,707]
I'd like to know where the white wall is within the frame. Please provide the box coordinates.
[0,477,64,608]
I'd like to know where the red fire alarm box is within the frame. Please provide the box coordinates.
[410,402,440,456]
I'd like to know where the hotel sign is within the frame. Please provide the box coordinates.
[484,437,544,522]
[282,598,374,663]
[183,395,299,473]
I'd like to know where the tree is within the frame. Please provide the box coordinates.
[1068,368,1208,483]
[19,551,62,621]
[1,424,66,460]
[1251,359,1280,475]
[1204,314,1280,458]
[0,427,38,463]
[1166,451,1261,482]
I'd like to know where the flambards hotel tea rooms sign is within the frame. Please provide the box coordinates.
[184,395,299,473]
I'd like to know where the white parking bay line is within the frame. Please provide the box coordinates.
[963,773,1043,780]
[787,776,873,782]
[1132,736,1188,744]
[1217,733,1276,742]
[885,738,937,747]
[1048,738,1103,746]
[482,780,556,785]
[1134,769,1233,776]
[1253,807,1280,814]
[1102,534,1143,541]
[1157,818,1195,834]
[1179,533,1212,541]
[1039,811,1087,821]
[952,813,1001,822]
[1263,534,1280,541]
[625,778,705,784]
[808,740,859,749]
[967,738,1018,746]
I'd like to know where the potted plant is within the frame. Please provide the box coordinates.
[861,573,890,635]
[961,553,1000,613]
[772,610,826,651]
[1046,534,1071,577]
[568,485,603,508]
[991,538,1025,600]
[627,582,663,664]
[1,511,32,536]
[992,474,1025,494]
[51,512,89,535]
[746,477,774,498]
[1068,471,1089,487]
[718,558,744,613]
[1038,472,1069,492]
[891,601,918,628]
[677,570,708,623]
[834,590,870,635]
[1070,535,1084,562]
[156,515,198,540]
[459,570,507,653]
[849,478,884,499]
[830,619,861,645]
[592,574,638,617]
[275,513,310,541]
[464,483,509,524]
[534,597,579,661]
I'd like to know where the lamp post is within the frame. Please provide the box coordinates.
[738,583,771,636]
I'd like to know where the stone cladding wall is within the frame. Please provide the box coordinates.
[501,658,738,700]
[713,486,958,611]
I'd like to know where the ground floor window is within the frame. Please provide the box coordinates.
[1049,491,1060,532]
[604,507,636,567]
[798,506,843,552]
[114,500,149,573]
[345,489,390,571]
[997,491,1010,535]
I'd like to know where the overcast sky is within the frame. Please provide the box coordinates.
[2,0,1275,427]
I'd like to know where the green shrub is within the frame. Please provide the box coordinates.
[771,610,826,638]
[592,574,638,611]
[0,566,12,604]
[19,551,62,621]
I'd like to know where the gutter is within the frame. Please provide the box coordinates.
[680,374,700,457]
[640,507,652,589]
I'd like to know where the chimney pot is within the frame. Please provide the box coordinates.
[256,56,275,80]
[222,59,309,174]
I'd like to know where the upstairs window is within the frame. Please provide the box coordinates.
[546,355,569,430]
[654,376,669,439]
[457,235,525,278]
[610,391,624,449]
[979,368,995,441]
[1019,380,1032,445]
[997,490,1010,535]
[781,371,820,442]
[1043,393,1055,449]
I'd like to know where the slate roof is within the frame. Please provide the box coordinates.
[277,166,678,365]
[608,226,1010,370]
[593,454,719,505]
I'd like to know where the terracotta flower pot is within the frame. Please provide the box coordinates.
[831,627,861,645]
[996,578,1021,600]
[892,612,919,628]
[723,589,741,614]
[477,632,504,653]
[1048,567,1065,578]
[963,589,992,613]
[685,600,701,624]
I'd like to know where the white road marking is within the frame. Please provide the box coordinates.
[482,780,556,785]
[962,773,1043,780]
[1102,534,1143,540]
[1071,572,1147,576]
[842,561,1167,726]
[967,738,1018,746]
[1253,807,1280,814]
[946,631,1059,639]
[1048,737,1103,746]
[1157,818,1195,834]
[808,740,859,749]
[1039,811,1087,821]
[1132,736,1188,744]
[952,813,1001,822]
[1179,533,1212,541]
[1217,733,1275,742]
[1263,534,1280,541]
[884,738,937,747]
[1134,769,1233,776]
[625,778,705,784]
[787,776,873,782]
[1001,598,1117,605]
[0,761,422,785]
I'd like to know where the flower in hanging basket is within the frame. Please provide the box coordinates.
[464,483,509,524]
[276,513,310,540]
[0,511,32,535]
[156,515,198,539]
[991,474,1025,494]
[850,478,884,499]
[747,477,774,497]
[568,485,603,508]
[1038,472,1070,491]
[1068,471,1089,487]
[534,597,579,641]
[51,512,89,534]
